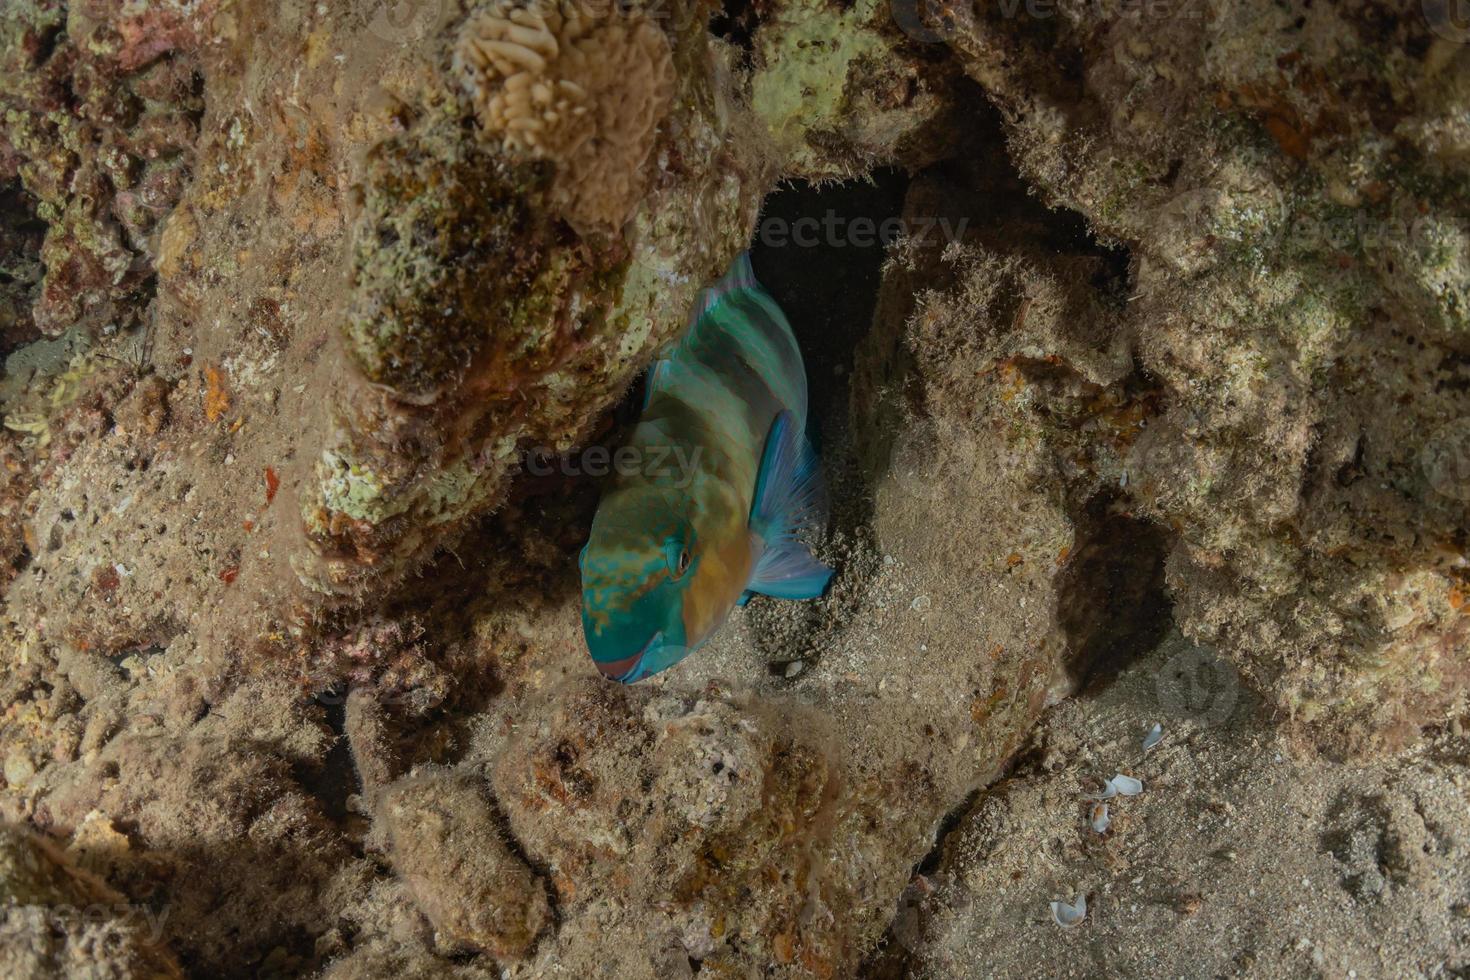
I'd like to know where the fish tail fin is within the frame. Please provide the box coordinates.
[747,410,834,601]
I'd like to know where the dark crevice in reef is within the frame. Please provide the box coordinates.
[356,173,914,683]
[709,0,759,56]
[910,88,1132,291]
[745,171,911,668]
[303,691,357,827]
[752,168,911,432]
[1056,494,1173,690]
[0,179,47,356]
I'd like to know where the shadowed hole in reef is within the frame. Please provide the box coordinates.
[752,170,909,439]
[0,179,47,356]
[302,690,356,826]
[1056,494,1173,689]
[709,0,758,56]
[318,176,914,707]
[743,170,910,671]
[395,174,913,683]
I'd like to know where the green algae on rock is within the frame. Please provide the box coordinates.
[751,0,953,178]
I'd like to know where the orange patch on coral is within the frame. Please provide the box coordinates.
[203,365,230,422]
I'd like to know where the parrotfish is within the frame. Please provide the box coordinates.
[579,253,834,683]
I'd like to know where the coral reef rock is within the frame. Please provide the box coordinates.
[377,769,550,960]
[1,0,1467,976]
[0,822,182,979]
[928,0,1470,755]
[455,0,676,233]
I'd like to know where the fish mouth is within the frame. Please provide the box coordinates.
[595,631,662,684]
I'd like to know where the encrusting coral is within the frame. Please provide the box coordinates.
[376,770,551,961]
[454,0,676,233]
[3,0,1469,976]
[0,823,183,979]
[0,0,209,338]
[924,0,1470,755]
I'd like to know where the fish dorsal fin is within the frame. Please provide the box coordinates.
[680,252,760,350]
[695,251,758,322]
[747,410,834,601]
[642,359,669,410]
[647,253,760,407]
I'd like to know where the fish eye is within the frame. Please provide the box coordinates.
[664,537,691,579]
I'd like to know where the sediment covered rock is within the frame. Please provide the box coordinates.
[0,822,182,979]
[0,0,1466,976]
[377,769,550,960]
[927,0,1470,754]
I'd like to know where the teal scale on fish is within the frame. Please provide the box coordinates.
[579,252,834,683]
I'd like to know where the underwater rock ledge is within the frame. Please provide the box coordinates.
[0,0,1467,977]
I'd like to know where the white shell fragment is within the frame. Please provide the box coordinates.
[1051,894,1087,928]
[1090,802,1110,833]
[1142,723,1163,752]
[1085,774,1144,799]
[1110,774,1144,796]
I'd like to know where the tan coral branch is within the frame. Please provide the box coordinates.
[454,1,675,233]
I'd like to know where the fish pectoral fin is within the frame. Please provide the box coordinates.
[748,543,834,601]
[750,410,827,538]
[736,589,754,607]
[747,410,834,602]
